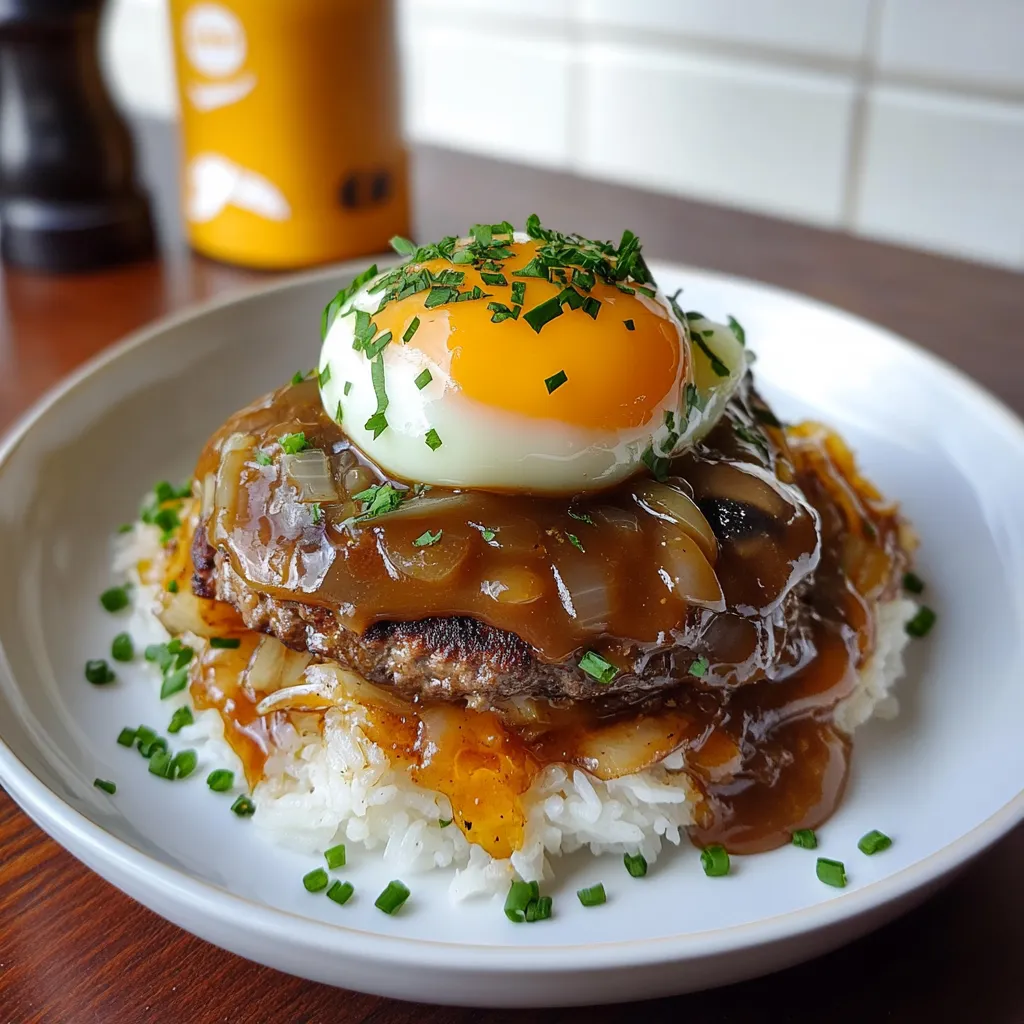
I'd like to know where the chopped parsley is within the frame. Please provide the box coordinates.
[544,370,568,394]
[905,606,936,638]
[255,450,272,466]
[568,507,595,526]
[413,529,442,547]
[402,316,421,344]
[566,532,585,553]
[320,263,378,340]
[727,315,746,345]
[279,432,308,455]
[425,428,443,451]
[353,483,406,521]
[689,656,709,678]
[310,503,323,524]
[414,368,432,390]
[318,364,332,387]
[579,650,618,685]
[624,319,635,331]
[364,356,389,439]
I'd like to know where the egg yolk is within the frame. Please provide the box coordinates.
[370,241,685,433]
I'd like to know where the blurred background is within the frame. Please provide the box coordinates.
[100,0,1024,271]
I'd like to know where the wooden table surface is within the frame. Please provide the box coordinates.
[1,142,1023,1024]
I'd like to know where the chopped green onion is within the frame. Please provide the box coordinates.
[166,579,179,594]
[93,778,116,795]
[85,659,115,685]
[700,845,730,877]
[168,706,194,734]
[623,853,648,877]
[344,381,352,396]
[364,355,389,439]
[116,727,136,747]
[567,532,585,553]
[438,818,453,828]
[511,281,525,305]
[480,271,508,287]
[524,296,564,333]
[533,895,553,920]
[374,880,410,915]
[689,656,709,678]
[148,749,173,779]
[624,319,635,331]
[414,368,432,390]
[579,650,618,685]
[318,364,332,387]
[279,432,308,455]
[207,769,234,792]
[210,637,241,649]
[111,633,134,662]
[577,883,606,907]
[303,868,330,893]
[100,586,129,613]
[170,749,197,780]
[425,428,443,451]
[230,795,255,817]
[582,296,601,319]
[324,844,347,869]
[903,572,925,594]
[160,668,189,700]
[544,370,568,394]
[326,881,354,905]
[402,316,421,344]
[504,880,540,923]
[413,529,442,547]
[816,857,847,887]
[291,370,305,386]
[858,830,892,855]
[906,606,936,638]
[727,315,746,345]
[792,829,817,849]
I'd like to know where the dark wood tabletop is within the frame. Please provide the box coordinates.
[1,138,1023,1024]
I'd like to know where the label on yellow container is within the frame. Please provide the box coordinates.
[170,0,409,269]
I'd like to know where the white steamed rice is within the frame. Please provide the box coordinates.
[115,523,915,899]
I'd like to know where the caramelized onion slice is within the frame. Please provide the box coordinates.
[255,662,412,717]
[632,481,718,563]
[244,635,312,694]
[656,525,726,611]
[283,450,339,502]
[575,713,695,781]
[157,587,242,638]
[382,528,471,583]
[550,555,611,630]
[214,433,254,515]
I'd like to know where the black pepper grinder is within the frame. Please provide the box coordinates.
[0,0,155,271]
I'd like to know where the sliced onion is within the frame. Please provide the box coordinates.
[342,465,377,497]
[633,481,718,563]
[214,432,254,514]
[480,566,545,605]
[657,525,725,611]
[243,635,312,694]
[200,472,216,519]
[383,529,471,583]
[157,588,240,638]
[282,449,338,502]
[255,662,413,717]
[595,506,641,533]
[373,493,476,523]
[550,555,611,630]
[575,715,692,781]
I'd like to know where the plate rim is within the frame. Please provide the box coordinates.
[1,257,1023,975]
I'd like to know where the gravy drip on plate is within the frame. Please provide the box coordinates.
[168,379,908,858]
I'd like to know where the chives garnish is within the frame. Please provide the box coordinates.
[344,381,352,396]
[116,727,136,747]
[148,749,173,779]
[402,316,420,344]
[111,633,134,662]
[353,483,406,521]
[903,572,925,594]
[905,606,936,638]
[480,528,497,543]
[700,845,730,877]
[544,370,568,394]
[327,881,354,905]
[310,503,323,524]
[85,659,115,685]
[816,857,847,887]
[689,656,709,678]
[230,795,255,817]
[439,817,453,828]
[425,428,442,451]
[390,235,416,255]
[524,295,564,333]
[480,271,508,287]
[166,580,179,594]
[291,370,305,386]
[303,868,330,893]
[318,364,332,387]
[167,706,194,734]
[279,432,308,455]
[568,507,595,526]
[504,880,539,923]
[511,281,525,305]
[324,844,347,869]
[207,769,234,792]
[210,637,241,649]
[579,650,618,685]
[577,883,606,907]
[533,895,552,921]
[364,356,389,439]
[93,778,116,795]
[375,880,410,915]
[336,401,343,423]
[414,368,432,390]
[99,586,129,613]
[623,853,648,877]
[170,749,197,780]
[413,529,442,547]
[727,315,746,345]
[858,830,892,855]
[160,668,188,700]
[255,450,272,466]
[624,319,635,331]
[792,829,817,849]
[320,263,377,341]
[567,532,585,553]
[582,296,601,319]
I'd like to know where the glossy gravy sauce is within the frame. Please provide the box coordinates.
[168,380,908,858]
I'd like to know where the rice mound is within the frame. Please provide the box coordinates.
[116,524,915,899]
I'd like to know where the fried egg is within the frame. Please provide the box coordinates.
[319,231,745,492]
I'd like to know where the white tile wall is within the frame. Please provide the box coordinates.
[855,88,1024,267]
[580,0,875,61]
[105,0,1024,270]
[877,0,1024,94]
[579,44,856,225]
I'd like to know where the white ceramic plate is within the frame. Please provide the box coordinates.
[1,260,1023,1008]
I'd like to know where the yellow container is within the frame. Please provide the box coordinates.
[169,0,409,269]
